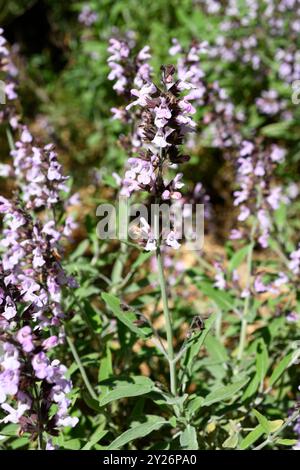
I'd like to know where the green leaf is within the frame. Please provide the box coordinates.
[131,252,152,270]
[252,409,270,434]
[69,239,89,261]
[81,429,108,450]
[10,437,29,449]
[99,376,155,406]
[0,424,18,436]
[102,293,152,339]
[274,204,287,231]
[107,415,167,450]
[268,419,284,433]
[82,392,102,412]
[169,416,177,428]
[180,425,199,450]
[222,433,239,449]
[76,285,100,299]
[205,333,229,363]
[198,282,234,312]
[276,439,297,446]
[260,120,293,138]
[181,312,217,370]
[83,301,102,333]
[269,350,300,387]
[61,439,82,450]
[256,339,269,387]
[102,173,119,188]
[186,396,204,416]
[202,377,249,407]
[241,373,260,401]
[245,298,259,322]
[229,245,250,272]
[98,343,113,383]
[239,424,265,450]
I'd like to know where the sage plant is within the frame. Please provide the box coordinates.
[113,64,198,394]
[0,28,78,449]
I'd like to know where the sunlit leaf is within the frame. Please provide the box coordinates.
[180,425,199,450]
[202,377,249,407]
[107,415,167,450]
[100,376,156,406]
[102,293,152,339]
[239,425,265,450]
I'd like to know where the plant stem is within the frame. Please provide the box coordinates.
[154,147,177,396]
[32,380,43,450]
[66,333,98,401]
[156,245,177,396]
[237,219,257,361]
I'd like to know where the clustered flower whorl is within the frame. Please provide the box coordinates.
[0,199,78,443]
[231,140,287,248]
[117,64,198,250]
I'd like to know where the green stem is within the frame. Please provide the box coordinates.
[111,241,128,294]
[154,146,177,395]
[156,246,177,396]
[66,333,98,401]
[32,381,43,450]
[237,219,257,361]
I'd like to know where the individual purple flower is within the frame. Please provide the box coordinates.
[3,296,17,320]
[1,402,29,424]
[286,312,300,323]
[42,335,58,350]
[78,5,98,27]
[165,231,181,250]
[126,82,156,110]
[139,217,156,252]
[16,326,34,353]
[289,245,300,275]
[214,263,226,290]
[32,352,51,380]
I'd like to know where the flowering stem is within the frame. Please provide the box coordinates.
[66,333,98,401]
[252,410,299,450]
[237,219,257,361]
[32,380,44,450]
[156,246,177,395]
[153,147,177,395]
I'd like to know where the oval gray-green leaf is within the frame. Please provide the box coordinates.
[201,377,249,407]
[107,415,167,450]
[180,425,199,450]
[100,376,155,406]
